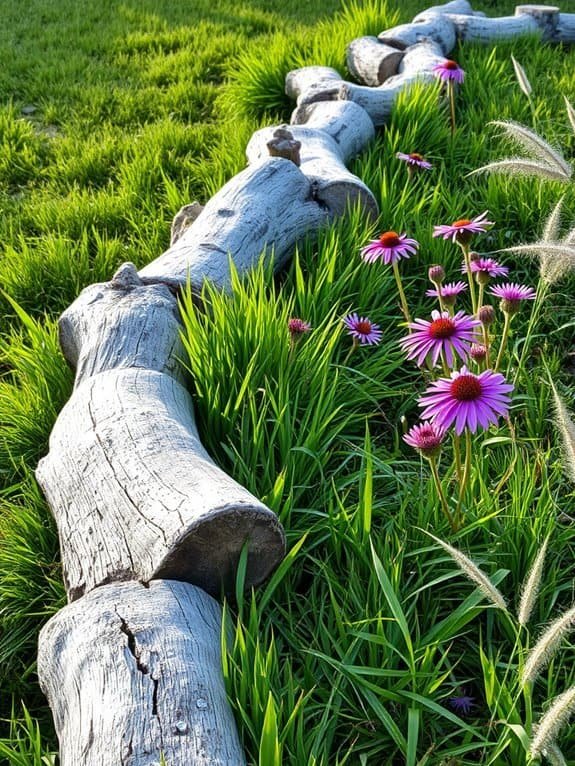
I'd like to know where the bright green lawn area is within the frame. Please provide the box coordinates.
[2,0,575,763]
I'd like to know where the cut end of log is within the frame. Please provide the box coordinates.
[156,503,286,597]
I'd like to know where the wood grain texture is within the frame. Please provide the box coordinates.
[246,119,377,219]
[139,158,328,291]
[346,36,405,86]
[38,580,246,766]
[37,267,285,600]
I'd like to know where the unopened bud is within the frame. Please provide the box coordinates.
[428,264,445,284]
[470,343,487,363]
[469,251,481,262]
[478,305,495,326]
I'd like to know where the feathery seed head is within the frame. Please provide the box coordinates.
[530,685,575,760]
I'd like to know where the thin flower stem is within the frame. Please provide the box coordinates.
[449,81,456,133]
[429,456,457,532]
[477,282,484,316]
[342,339,358,366]
[495,312,512,372]
[453,433,463,487]
[514,280,547,385]
[456,429,473,525]
[392,261,412,327]
[482,324,491,367]
[461,245,478,315]
[437,285,448,314]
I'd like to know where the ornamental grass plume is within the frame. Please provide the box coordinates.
[521,604,575,686]
[550,381,575,485]
[424,532,508,611]
[530,685,575,761]
[517,536,549,627]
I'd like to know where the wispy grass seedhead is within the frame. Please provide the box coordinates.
[522,604,575,686]
[511,55,532,98]
[424,532,508,611]
[517,536,549,627]
[540,742,568,766]
[530,685,575,760]
[550,382,575,485]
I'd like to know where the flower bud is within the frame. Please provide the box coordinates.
[478,305,495,326]
[470,343,487,363]
[469,251,481,262]
[428,264,445,285]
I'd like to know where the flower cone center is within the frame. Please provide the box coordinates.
[452,219,471,227]
[356,320,373,335]
[379,231,400,247]
[409,153,423,161]
[450,375,482,401]
[444,60,459,70]
[429,317,456,339]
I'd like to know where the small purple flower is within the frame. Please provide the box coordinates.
[403,422,445,459]
[396,152,432,170]
[343,313,382,346]
[288,318,311,336]
[463,257,509,283]
[399,310,480,368]
[425,281,468,307]
[433,212,494,245]
[489,282,536,314]
[361,231,419,266]
[448,694,476,716]
[418,366,514,435]
[433,59,465,84]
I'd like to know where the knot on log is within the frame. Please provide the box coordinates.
[170,202,205,246]
[110,262,142,290]
[266,127,302,165]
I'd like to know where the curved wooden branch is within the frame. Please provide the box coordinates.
[38,580,246,765]
[37,265,285,600]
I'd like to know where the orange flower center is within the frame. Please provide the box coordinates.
[379,231,400,247]
[409,152,424,161]
[452,219,471,227]
[429,317,456,339]
[444,60,459,70]
[450,375,482,401]
[356,320,373,335]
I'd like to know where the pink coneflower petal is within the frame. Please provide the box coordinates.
[433,212,494,244]
[433,59,465,84]
[418,366,514,435]
[403,421,445,458]
[361,231,419,265]
[396,152,432,170]
[399,309,480,368]
[343,313,383,346]
[489,282,536,315]
[425,281,468,299]
[462,258,509,278]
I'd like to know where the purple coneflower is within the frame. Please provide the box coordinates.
[396,151,432,172]
[489,282,536,314]
[448,693,476,716]
[418,366,514,434]
[288,317,311,336]
[425,281,468,307]
[403,422,445,459]
[463,257,509,283]
[361,230,419,265]
[433,59,465,84]
[400,310,480,368]
[433,212,493,245]
[343,313,382,346]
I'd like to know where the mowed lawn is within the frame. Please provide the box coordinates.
[2,0,575,763]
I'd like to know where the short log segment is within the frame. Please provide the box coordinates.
[38,580,246,766]
[346,37,405,86]
[37,264,285,600]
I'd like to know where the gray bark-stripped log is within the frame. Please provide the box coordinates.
[289,100,375,161]
[37,266,285,600]
[285,66,343,106]
[346,37,405,86]
[246,120,377,219]
[38,580,246,766]
[170,202,205,246]
[446,11,541,41]
[138,158,328,291]
[557,13,575,42]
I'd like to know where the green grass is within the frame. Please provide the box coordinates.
[2,0,575,763]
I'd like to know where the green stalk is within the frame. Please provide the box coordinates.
[514,280,547,385]
[456,429,473,526]
[392,261,412,327]
[342,338,358,366]
[449,81,456,133]
[429,456,456,532]
[494,311,513,372]
[461,245,478,315]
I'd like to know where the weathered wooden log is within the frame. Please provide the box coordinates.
[38,580,246,766]
[138,158,329,291]
[378,0,480,53]
[289,100,375,161]
[557,13,575,42]
[246,120,377,219]
[446,11,541,42]
[170,202,205,246]
[346,36,405,86]
[37,265,285,600]
[285,66,343,105]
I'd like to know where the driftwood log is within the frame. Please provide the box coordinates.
[39,580,245,765]
[36,2,575,765]
[36,263,285,600]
